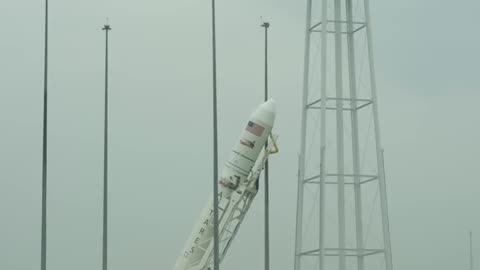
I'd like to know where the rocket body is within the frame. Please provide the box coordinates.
[173,100,276,270]
[219,99,276,198]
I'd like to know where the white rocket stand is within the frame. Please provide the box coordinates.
[184,135,278,270]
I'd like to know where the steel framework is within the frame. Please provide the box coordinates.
[294,0,393,270]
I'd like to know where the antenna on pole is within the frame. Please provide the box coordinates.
[211,0,220,269]
[41,0,48,269]
[102,21,111,270]
[260,20,270,270]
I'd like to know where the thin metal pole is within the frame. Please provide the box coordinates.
[102,23,111,270]
[294,0,312,268]
[41,0,48,269]
[470,231,474,270]
[261,21,270,270]
[211,0,219,269]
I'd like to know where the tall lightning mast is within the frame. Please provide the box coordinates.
[471,231,474,270]
[261,21,270,270]
[293,0,393,269]
[102,22,111,270]
[41,0,48,269]
[210,0,220,269]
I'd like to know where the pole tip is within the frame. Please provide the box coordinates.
[102,18,111,30]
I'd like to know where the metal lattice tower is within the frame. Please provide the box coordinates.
[293,0,393,269]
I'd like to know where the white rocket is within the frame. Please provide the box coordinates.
[173,100,277,270]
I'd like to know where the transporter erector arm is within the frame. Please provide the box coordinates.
[173,100,277,270]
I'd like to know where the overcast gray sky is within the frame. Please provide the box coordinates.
[0,0,479,270]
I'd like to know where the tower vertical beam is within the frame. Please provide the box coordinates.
[363,0,393,269]
[318,0,329,268]
[345,1,365,270]
[294,0,313,269]
[333,0,346,269]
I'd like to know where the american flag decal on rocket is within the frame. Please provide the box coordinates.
[245,121,264,136]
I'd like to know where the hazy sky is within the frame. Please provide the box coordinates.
[0,0,479,270]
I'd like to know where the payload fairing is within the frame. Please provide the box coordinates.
[173,100,277,270]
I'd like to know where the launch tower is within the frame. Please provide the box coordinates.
[293,0,393,270]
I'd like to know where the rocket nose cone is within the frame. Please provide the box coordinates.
[261,99,276,114]
[252,99,276,127]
